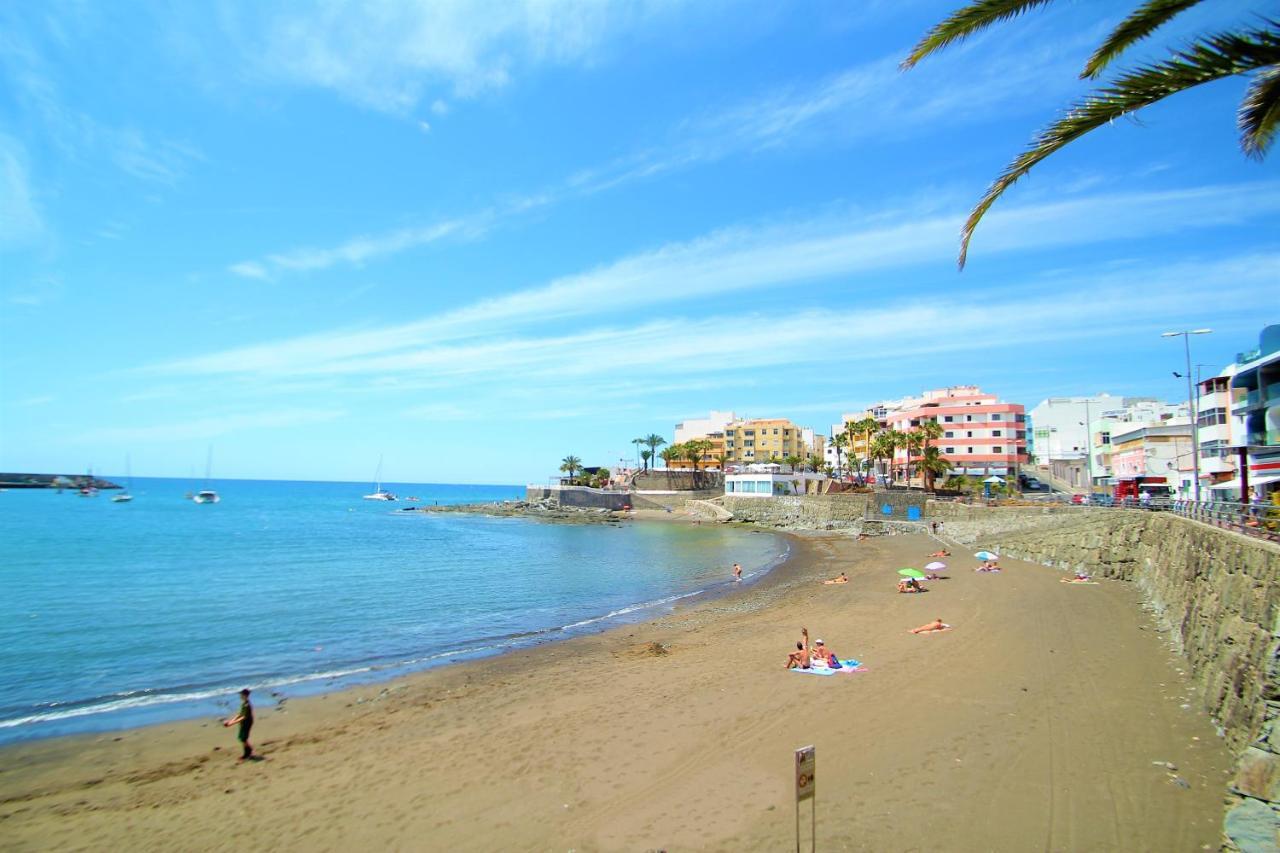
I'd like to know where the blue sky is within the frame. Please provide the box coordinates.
[2,1,1276,485]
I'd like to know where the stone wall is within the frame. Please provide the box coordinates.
[631,470,724,492]
[525,486,633,510]
[927,502,1280,848]
[720,494,872,529]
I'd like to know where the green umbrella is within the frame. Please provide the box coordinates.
[898,568,926,578]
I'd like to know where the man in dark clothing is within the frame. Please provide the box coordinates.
[223,688,254,761]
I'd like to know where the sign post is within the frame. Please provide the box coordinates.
[795,745,815,853]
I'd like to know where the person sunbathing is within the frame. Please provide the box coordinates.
[823,572,849,585]
[928,550,950,558]
[897,578,924,593]
[786,628,812,669]
[975,561,1001,573]
[910,618,951,634]
[811,639,842,668]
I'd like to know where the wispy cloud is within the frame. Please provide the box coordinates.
[231,215,487,279]
[0,11,202,188]
[77,408,346,444]
[238,0,687,114]
[0,134,44,248]
[189,179,1280,373]
[225,28,1095,280]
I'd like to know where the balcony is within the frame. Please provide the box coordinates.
[1234,389,1262,413]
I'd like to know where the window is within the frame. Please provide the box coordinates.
[966,431,973,438]
[992,430,1002,437]
[965,415,973,422]
[773,428,779,435]
[966,447,974,454]
[744,430,755,436]
[992,446,1003,454]
[944,431,954,438]
[944,447,955,454]
[1101,433,1111,445]
[943,416,953,423]
[1197,407,1228,427]
[745,440,755,447]
[991,413,1002,421]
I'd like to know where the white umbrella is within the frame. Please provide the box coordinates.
[925,561,946,570]
[983,475,1005,484]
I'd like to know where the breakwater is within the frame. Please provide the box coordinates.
[932,502,1280,850]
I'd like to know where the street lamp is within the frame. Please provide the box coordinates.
[1162,329,1212,502]
[1078,397,1094,497]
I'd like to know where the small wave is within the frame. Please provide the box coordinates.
[558,588,705,631]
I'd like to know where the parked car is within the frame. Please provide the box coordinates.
[1071,493,1088,505]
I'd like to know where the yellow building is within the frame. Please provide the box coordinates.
[668,417,822,469]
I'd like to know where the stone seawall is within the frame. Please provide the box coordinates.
[928,502,1280,848]
[721,494,872,529]
[525,486,633,510]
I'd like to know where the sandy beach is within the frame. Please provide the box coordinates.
[0,528,1232,851]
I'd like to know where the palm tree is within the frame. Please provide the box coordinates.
[659,446,679,469]
[904,432,924,484]
[685,439,713,473]
[644,434,667,468]
[918,419,946,490]
[904,2,1280,268]
[631,437,646,469]
[715,452,729,471]
[870,432,896,482]
[832,432,848,477]
[559,455,583,482]
[806,453,824,473]
[918,446,953,491]
[641,449,654,471]
[854,417,879,479]
[782,453,803,473]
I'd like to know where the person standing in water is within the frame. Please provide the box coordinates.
[733,562,743,582]
[223,688,255,761]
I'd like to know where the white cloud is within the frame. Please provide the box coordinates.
[0,135,44,247]
[78,408,346,444]
[151,180,1280,383]
[244,0,685,114]
[231,214,487,278]
[227,32,1094,280]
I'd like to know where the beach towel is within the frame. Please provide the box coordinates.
[1060,579,1099,585]
[792,659,864,675]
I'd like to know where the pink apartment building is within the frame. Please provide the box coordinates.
[884,385,1028,481]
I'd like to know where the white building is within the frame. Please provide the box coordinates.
[725,465,826,498]
[674,410,736,444]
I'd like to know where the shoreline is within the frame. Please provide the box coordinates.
[0,529,1233,850]
[0,512,790,747]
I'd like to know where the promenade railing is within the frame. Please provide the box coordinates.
[1033,493,1279,542]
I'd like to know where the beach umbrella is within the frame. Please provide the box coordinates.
[898,568,926,578]
[925,561,946,570]
[974,551,997,560]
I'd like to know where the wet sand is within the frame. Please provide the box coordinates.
[0,531,1231,851]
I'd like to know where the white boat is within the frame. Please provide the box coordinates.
[363,456,397,501]
[193,447,219,504]
[112,455,134,502]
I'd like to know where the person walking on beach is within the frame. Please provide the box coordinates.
[223,688,255,761]
[733,562,742,582]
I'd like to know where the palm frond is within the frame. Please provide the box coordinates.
[1083,0,1206,78]
[901,0,1056,70]
[1241,65,1280,158]
[959,23,1280,268]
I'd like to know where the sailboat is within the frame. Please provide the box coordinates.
[363,456,397,501]
[193,447,219,504]
[112,455,134,502]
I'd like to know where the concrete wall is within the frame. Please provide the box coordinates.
[928,502,1280,847]
[525,486,633,510]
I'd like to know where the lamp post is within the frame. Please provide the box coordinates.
[1079,397,1094,497]
[1162,329,1212,502]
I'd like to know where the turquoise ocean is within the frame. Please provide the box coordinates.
[0,478,786,743]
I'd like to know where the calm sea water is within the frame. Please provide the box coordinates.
[0,478,785,742]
